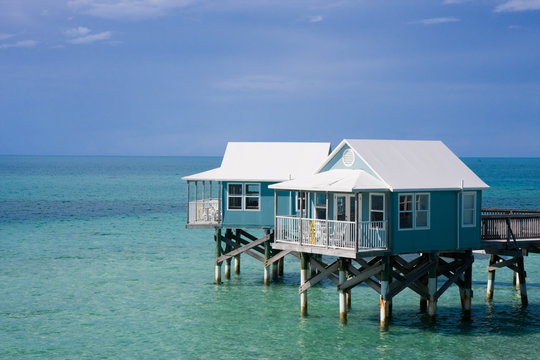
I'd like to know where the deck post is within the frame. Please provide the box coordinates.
[300,252,309,316]
[264,229,271,285]
[339,259,347,324]
[517,255,528,307]
[214,228,222,284]
[380,255,392,326]
[186,181,190,224]
[487,254,496,300]
[428,252,438,318]
[460,251,473,315]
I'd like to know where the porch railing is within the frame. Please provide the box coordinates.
[482,209,540,242]
[275,216,387,251]
[188,198,221,224]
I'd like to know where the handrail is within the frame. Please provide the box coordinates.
[188,198,221,224]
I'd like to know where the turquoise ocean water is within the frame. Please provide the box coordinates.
[1,156,540,359]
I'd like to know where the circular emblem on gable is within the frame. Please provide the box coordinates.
[342,149,355,167]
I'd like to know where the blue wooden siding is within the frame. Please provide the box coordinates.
[222,181,291,228]
[389,190,482,254]
[321,144,378,177]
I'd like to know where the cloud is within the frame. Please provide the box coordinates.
[64,26,91,37]
[0,39,38,49]
[495,0,540,12]
[67,0,197,20]
[215,75,300,92]
[409,17,460,25]
[0,33,14,40]
[307,15,323,23]
[68,31,112,44]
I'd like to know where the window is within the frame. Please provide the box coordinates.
[296,192,306,213]
[370,194,385,222]
[227,183,260,211]
[245,183,260,210]
[315,193,327,219]
[462,192,476,227]
[399,193,430,230]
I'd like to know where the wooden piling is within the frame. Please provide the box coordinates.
[460,252,473,315]
[215,229,222,284]
[278,257,284,276]
[264,229,271,285]
[300,253,309,316]
[380,255,392,326]
[487,254,496,300]
[419,275,427,312]
[517,255,528,307]
[428,252,438,318]
[339,259,347,324]
[234,255,241,275]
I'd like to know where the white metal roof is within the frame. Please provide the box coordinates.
[269,169,388,192]
[341,139,489,191]
[182,142,331,182]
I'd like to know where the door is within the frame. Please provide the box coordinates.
[333,194,360,249]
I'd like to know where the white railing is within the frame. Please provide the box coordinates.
[275,216,387,251]
[188,199,220,224]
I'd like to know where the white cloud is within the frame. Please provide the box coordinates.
[215,75,300,92]
[64,26,91,37]
[67,0,198,20]
[0,33,14,40]
[68,31,112,44]
[409,17,460,25]
[0,39,38,49]
[307,15,323,23]
[495,0,540,12]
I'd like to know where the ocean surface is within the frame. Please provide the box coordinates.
[1,156,540,359]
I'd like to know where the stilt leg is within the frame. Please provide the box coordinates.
[278,257,284,276]
[300,253,309,317]
[339,259,347,324]
[264,230,271,285]
[428,253,438,319]
[419,275,427,312]
[460,252,473,316]
[224,241,231,280]
[517,256,528,307]
[234,255,240,275]
[487,254,496,300]
[380,255,392,326]
[214,229,222,284]
[513,270,518,288]
[272,260,278,281]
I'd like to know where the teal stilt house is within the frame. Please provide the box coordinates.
[270,139,489,257]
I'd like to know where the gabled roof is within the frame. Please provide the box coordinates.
[328,139,489,191]
[269,169,388,192]
[182,142,331,182]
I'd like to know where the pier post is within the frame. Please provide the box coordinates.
[339,259,347,324]
[487,254,496,300]
[517,255,528,307]
[214,229,222,284]
[224,230,232,280]
[460,252,473,315]
[272,252,279,281]
[264,229,271,285]
[278,257,284,276]
[419,275,428,312]
[428,252,438,318]
[380,255,392,326]
[513,270,519,289]
[234,229,241,275]
[300,253,310,316]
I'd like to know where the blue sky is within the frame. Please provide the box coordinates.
[1,0,539,156]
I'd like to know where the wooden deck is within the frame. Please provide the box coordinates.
[481,208,540,252]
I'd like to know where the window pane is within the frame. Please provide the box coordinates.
[416,194,429,211]
[316,208,326,220]
[464,193,475,210]
[371,211,384,222]
[229,184,242,195]
[400,212,413,228]
[371,195,384,211]
[228,196,242,210]
[350,197,356,220]
[416,211,428,228]
[316,193,326,206]
[463,209,474,225]
[245,197,259,210]
[245,184,259,196]
[399,195,412,211]
[336,196,346,221]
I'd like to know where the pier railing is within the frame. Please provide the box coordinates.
[188,199,221,225]
[481,208,540,242]
[275,216,387,251]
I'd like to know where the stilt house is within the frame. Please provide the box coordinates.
[270,139,489,257]
[183,142,331,229]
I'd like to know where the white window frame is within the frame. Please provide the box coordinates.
[244,183,261,212]
[227,183,243,211]
[295,192,306,213]
[398,193,431,231]
[462,191,476,227]
[369,193,385,222]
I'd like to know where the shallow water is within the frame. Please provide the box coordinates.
[1,156,539,359]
